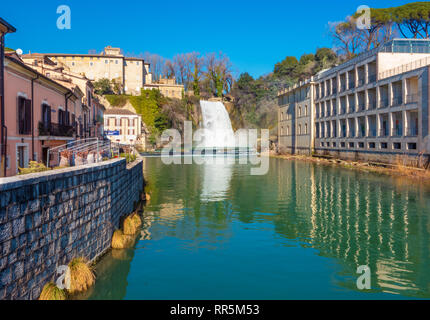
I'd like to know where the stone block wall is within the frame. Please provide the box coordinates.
[0,158,144,300]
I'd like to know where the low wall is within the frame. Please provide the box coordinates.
[0,158,144,300]
[314,148,430,167]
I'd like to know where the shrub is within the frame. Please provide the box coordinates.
[120,153,137,163]
[39,282,67,300]
[68,258,95,294]
[18,161,50,175]
[112,230,133,249]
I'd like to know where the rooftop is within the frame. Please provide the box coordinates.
[104,108,137,116]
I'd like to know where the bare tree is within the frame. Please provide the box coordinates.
[143,52,165,82]
[329,18,363,59]
[186,52,204,97]
[173,54,189,88]
[205,52,234,97]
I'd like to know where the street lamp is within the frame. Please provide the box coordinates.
[0,17,16,177]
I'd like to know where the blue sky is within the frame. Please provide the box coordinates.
[2,0,414,78]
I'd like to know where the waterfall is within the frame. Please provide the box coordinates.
[200,100,236,149]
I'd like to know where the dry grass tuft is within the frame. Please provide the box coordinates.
[68,257,95,294]
[112,229,133,249]
[123,213,142,235]
[39,282,67,300]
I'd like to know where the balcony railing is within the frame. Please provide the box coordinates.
[379,128,388,137]
[392,126,403,137]
[406,94,418,104]
[379,98,389,108]
[407,127,418,136]
[39,122,75,137]
[368,74,377,83]
[368,129,377,137]
[392,96,403,107]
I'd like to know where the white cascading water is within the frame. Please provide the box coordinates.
[200,100,236,149]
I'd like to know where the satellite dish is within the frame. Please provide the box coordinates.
[16,48,23,55]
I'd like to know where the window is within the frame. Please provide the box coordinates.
[304,123,308,134]
[298,124,302,135]
[18,97,31,135]
[41,104,51,130]
[341,142,346,148]
[349,142,354,148]
[393,142,401,150]
[369,142,376,149]
[408,143,417,150]
[381,142,388,149]
[105,60,108,64]
[58,109,65,125]
[359,142,365,148]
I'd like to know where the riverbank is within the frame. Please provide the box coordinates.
[272,152,430,185]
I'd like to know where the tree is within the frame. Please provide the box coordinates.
[273,56,299,79]
[392,2,430,38]
[329,18,363,60]
[143,53,165,82]
[111,78,123,95]
[205,52,233,97]
[187,52,204,97]
[315,48,338,71]
[93,78,113,95]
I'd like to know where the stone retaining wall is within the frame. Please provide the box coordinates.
[0,158,144,300]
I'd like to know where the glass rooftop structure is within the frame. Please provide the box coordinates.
[379,39,430,54]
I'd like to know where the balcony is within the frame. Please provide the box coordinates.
[407,127,418,136]
[392,96,403,107]
[39,122,75,137]
[368,74,377,83]
[368,101,377,110]
[357,103,365,112]
[392,127,403,137]
[379,128,388,137]
[406,94,418,104]
[379,98,389,108]
[368,128,377,137]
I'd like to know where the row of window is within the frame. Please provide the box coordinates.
[18,96,88,135]
[320,141,417,150]
[105,118,137,127]
[280,105,309,121]
[280,123,309,136]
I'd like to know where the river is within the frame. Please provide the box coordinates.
[83,157,430,300]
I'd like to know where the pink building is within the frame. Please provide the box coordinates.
[2,52,82,176]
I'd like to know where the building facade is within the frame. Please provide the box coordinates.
[279,39,430,167]
[278,78,315,155]
[21,54,105,140]
[3,53,82,176]
[103,108,144,148]
[144,77,184,99]
[23,46,152,96]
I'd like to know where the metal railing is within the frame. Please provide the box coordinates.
[46,138,136,169]
[406,94,418,104]
[392,96,403,107]
[379,99,389,108]
[39,122,75,137]
[379,55,430,79]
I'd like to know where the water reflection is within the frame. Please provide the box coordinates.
[87,158,430,299]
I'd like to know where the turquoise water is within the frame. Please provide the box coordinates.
[85,157,430,300]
